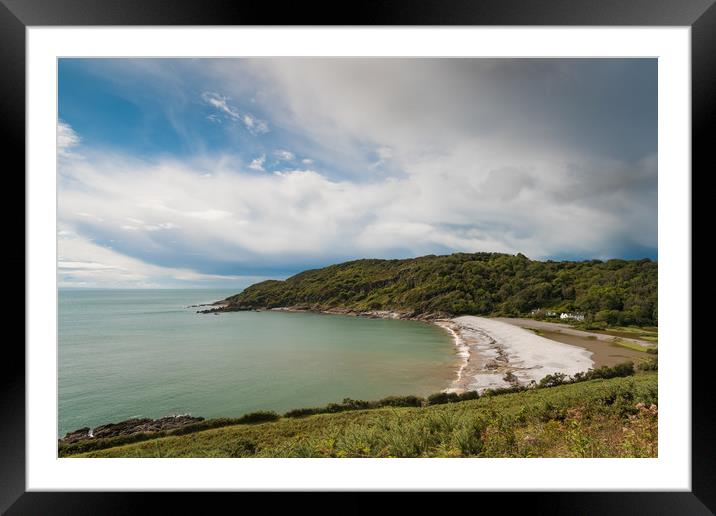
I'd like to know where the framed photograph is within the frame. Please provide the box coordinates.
[4,0,709,512]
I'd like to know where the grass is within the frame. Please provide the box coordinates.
[67,373,657,458]
[608,326,659,344]
[527,320,657,345]
[611,325,658,335]
[571,323,659,343]
[610,337,652,352]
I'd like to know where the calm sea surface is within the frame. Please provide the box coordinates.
[58,289,457,436]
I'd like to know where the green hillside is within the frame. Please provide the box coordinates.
[67,373,657,458]
[217,253,657,326]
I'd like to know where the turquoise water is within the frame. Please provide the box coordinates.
[58,289,457,437]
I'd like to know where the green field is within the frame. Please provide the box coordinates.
[65,372,657,458]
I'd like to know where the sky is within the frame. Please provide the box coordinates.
[57,58,657,289]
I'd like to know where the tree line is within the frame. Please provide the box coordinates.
[222,252,657,326]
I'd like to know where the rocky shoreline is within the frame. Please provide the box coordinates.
[60,415,204,444]
[198,303,451,322]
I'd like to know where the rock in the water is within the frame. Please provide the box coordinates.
[60,415,204,443]
[61,427,91,444]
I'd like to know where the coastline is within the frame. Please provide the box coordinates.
[273,308,596,392]
[432,320,470,390]
[61,307,645,443]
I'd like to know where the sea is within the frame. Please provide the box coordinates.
[58,289,458,437]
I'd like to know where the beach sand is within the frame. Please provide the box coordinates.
[442,316,594,392]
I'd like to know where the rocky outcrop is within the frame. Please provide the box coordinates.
[62,427,92,444]
[60,415,204,444]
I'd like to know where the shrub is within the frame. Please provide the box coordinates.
[235,411,280,424]
[621,403,658,457]
[228,438,258,457]
[536,361,636,391]
[427,391,461,405]
[589,362,634,380]
[538,372,569,388]
[482,385,529,397]
[377,395,425,407]
[453,419,487,456]
[638,358,658,371]
[326,398,375,413]
[284,395,425,418]
[284,407,322,418]
[458,391,480,402]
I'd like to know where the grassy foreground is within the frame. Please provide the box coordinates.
[68,373,657,458]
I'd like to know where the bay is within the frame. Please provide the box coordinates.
[58,289,457,436]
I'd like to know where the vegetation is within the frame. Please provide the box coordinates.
[61,363,650,458]
[283,395,424,418]
[540,361,635,387]
[610,338,651,352]
[67,373,657,458]
[637,357,658,371]
[219,253,657,326]
[572,323,659,343]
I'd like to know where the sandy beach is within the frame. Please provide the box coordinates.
[442,316,594,392]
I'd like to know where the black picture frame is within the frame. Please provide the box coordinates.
[3,0,709,513]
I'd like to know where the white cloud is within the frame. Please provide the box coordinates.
[57,223,266,289]
[201,91,240,121]
[371,146,394,168]
[186,209,233,221]
[274,149,295,161]
[241,113,269,134]
[202,91,269,134]
[57,120,82,159]
[376,147,392,160]
[243,113,269,134]
[58,260,120,271]
[253,119,269,134]
[302,158,314,165]
[249,154,266,171]
[58,144,656,283]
